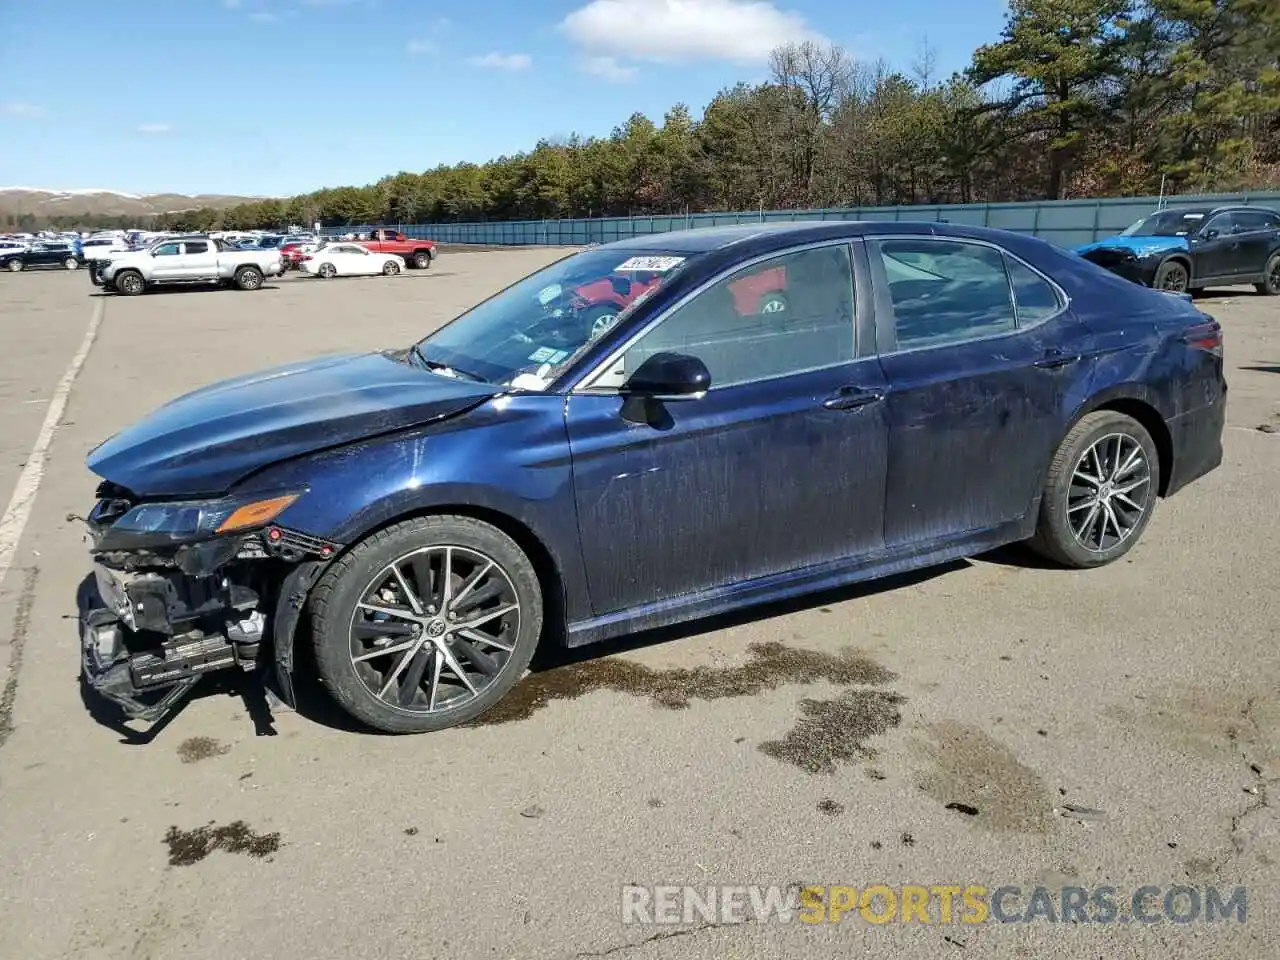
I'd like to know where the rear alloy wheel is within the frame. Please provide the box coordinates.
[1154,259,1189,293]
[235,266,264,291]
[583,304,620,340]
[114,270,145,296]
[6,259,23,272]
[318,263,337,279]
[64,257,80,270]
[311,515,543,733]
[1028,410,1160,568]
[1257,254,1280,296]
[412,251,432,269]
[382,260,400,276]
[757,292,789,315]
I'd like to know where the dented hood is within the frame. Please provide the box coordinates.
[87,351,500,497]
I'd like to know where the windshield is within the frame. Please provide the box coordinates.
[1120,210,1209,237]
[414,248,696,389]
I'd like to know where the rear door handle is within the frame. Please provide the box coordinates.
[1034,349,1081,369]
[822,386,885,410]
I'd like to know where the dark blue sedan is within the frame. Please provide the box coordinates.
[80,221,1226,733]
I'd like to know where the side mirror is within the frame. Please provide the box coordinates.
[621,351,711,401]
[1201,228,1219,241]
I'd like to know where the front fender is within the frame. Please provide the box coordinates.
[237,395,593,622]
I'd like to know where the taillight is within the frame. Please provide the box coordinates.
[1181,319,1223,357]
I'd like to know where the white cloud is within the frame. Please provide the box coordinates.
[248,11,280,21]
[0,102,46,119]
[406,38,437,54]
[467,52,532,71]
[561,0,824,63]
[580,56,638,83]
[136,123,172,134]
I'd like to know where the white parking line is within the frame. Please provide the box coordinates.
[0,298,105,590]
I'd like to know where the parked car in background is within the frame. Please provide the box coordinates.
[1075,204,1280,295]
[299,243,405,278]
[92,235,284,294]
[360,228,438,269]
[80,236,132,264]
[2,241,83,272]
[79,221,1225,734]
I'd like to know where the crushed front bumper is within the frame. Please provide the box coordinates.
[80,562,265,722]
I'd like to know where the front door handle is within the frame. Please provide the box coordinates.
[1034,349,1081,369]
[822,386,885,410]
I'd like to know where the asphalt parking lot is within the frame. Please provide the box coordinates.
[0,255,1276,959]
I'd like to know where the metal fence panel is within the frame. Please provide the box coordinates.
[349,191,1280,248]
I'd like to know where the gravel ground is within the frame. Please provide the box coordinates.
[0,255,1275,960]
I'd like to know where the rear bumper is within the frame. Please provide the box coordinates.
[1164,392,1226,497]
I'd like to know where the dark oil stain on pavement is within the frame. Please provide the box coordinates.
[758,690,906,774]
[164,821,280,866]
[176,736,230,763]
[913,722,1051,833]
[466,640,895,727]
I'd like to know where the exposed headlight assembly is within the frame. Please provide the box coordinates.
[91,492,302,552]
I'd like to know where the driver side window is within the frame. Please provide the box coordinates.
[617,244,855,390]
[153,243,181,257]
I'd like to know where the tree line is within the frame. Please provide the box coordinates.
[154,0,1276,233]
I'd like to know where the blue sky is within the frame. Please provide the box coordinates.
[0,0,1008,197]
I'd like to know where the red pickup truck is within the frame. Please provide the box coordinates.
[359,229,438,269]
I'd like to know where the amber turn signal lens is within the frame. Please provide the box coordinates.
[216,495,300,534]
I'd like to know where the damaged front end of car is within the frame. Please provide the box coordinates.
[79,482,340,723]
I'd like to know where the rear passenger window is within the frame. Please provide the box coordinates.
[874,239,1015,350]
[183,241,209,254]
[1006,257,1062,324]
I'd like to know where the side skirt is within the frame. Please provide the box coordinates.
[564,516,1035,648]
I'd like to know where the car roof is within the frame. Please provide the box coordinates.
[590,219,1051,256]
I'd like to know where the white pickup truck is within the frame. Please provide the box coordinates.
[92,235,284,295]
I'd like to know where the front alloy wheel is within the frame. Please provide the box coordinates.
[1155,260,1189,293]
[311,515,543,733]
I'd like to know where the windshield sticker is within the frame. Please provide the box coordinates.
[614,255,685,273]
[528,346,562,363]
[1182,213,1205,219]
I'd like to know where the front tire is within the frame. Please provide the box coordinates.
[310,515,543,733]
[1028,410,1160,568]
[114,270,145,296]
[1154,259,1189,293]
[412,251,432,269]
[382,260,400,276]
[234,265,264,291]
[6,259,23,272]
[64,257,80,270]
[318,262,337,279]
[1257,254,1280,296]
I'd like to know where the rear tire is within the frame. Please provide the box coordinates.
[1256,254,1280,295]
[64,257,80,270]
[1028,410,1160,569]
[6,259,23,273]
[234,265,264,291]
[412,251,431,269]
[114,270,145,296]
[310,515,543,734]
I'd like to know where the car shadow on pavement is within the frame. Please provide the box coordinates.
[88,284,285,298]
[1240,364,1280,375]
